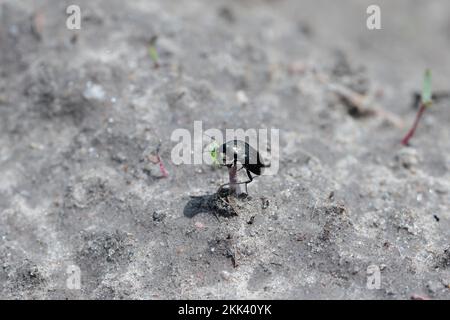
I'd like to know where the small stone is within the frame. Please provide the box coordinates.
[395,148,419,170]
[261,197,270,209]
[416,193,423,202]
[220,270,231,281]
[29,142,44,150]
[426,280,442,294]
[112,152,127,163]
[236,90,249,106]
[152,211,165,222]
[143,162,165,178]
[83,82,106,101]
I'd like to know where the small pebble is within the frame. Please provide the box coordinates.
[83,82,106,101]
[395,148,419,170]
[220,270,231,281]
[153,211,165,222]
[236,90,249,105]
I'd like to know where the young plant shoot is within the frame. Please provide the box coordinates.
[148,35,160,68]
[401,69,432,146]
[209,140,220,166]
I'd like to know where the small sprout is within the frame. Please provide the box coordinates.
[401,69,432,146]
[148,35,160,68]
[209,140,220,166]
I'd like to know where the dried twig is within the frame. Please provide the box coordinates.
[327,83,404,128]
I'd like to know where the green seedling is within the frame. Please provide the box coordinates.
[148,36,160,68]
[209,140,220,166]
[401,69,432,146]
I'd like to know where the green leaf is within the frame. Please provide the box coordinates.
[149,45,159,64]
[209,141,220,166]
[422,69,432,106]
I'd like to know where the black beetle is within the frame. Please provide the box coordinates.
[214,139,269,194]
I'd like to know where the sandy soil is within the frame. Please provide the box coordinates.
[0,0,449,299]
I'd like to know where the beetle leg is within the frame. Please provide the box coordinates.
[217,167,254,195]
[243,170,253,194]
[217,182,229,194]
[221,170,254,194]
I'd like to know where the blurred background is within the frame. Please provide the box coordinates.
[0,0,449,300]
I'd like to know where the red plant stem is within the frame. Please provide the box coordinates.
[401,103,427,146]
[156,154,169,178]
[228,166,240,195]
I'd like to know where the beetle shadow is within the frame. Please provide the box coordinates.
[183,189,237,218]
[183,194,215,218]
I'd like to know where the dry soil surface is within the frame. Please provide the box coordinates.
[0,0,449,299]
